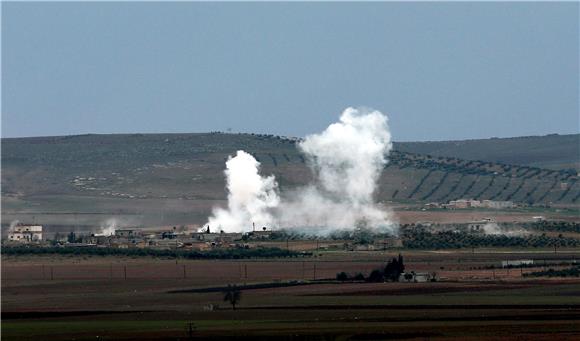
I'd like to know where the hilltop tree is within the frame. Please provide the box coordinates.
[223,284,242,310]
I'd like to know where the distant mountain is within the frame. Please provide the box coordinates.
[395,134,579,171]
[2,133,578,227]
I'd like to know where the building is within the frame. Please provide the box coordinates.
[424,202,441,209]
[219,233,243,243]
[467,218,495,233]
[399,271,436,283]
[246,230,272,240]
[447,199,481,209]
[115,229,140,238]
[502,259,533,268]
[8,225,43,243]
[481,200,514,209]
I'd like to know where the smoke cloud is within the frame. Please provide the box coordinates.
[206,107,397,235]
[97,218,119,236]
[8,220,20,232]
[481,222,528,236]
[207,150,280,232]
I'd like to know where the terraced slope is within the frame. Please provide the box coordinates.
[395,134,580,171]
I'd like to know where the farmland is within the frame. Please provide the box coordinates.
[3,250,580,340]
[2,133,579,339]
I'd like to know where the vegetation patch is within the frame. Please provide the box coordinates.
[1,246,309,259]
[524,266,580,278]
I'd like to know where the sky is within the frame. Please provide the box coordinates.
[2,2,578,141]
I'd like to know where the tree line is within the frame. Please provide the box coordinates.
[1,246,309,259]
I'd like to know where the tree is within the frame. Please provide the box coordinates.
[67,231,76,243]
[384,254,405,282]
[367,270,384,283]
[223,284,241,310]
[336,272,348,281]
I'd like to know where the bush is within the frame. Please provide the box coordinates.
[367,269,384,283]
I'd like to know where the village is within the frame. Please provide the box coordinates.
[3,209,545,253]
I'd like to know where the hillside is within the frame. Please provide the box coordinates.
[2,133,579,228]
[395,134,580,171]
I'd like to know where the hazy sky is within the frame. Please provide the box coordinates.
[2,2,578,141]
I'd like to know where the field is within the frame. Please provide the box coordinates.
[3,250,580,340]
[2,133,579,339]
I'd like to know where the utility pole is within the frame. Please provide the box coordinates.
[50,267,54,281]
[124,265,127,280]
[187,322,195,340]
[313,263,317,281]
[183,265,187,279]
[174,226,178,265]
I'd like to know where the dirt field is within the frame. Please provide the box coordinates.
[2,250,580,340]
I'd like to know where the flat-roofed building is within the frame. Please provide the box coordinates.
[8,225,43,243]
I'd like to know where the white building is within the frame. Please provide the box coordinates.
[447,199,481,209]
[502,259,533,268]
[8,225,43,243]
[467,218,495,233]
[399,271,436,283]
[482,200,514,209]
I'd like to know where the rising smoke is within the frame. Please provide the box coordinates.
[8,220,20,232]
[206,107,397,235]
[207,150,280,232]
[97,218,119,236]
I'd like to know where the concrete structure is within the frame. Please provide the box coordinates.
[467,218,495,233]
[399,271,436,283]
[447,199,481,209]
[8,225,43,243]
[191,232,242,243]
[445,199,513,210]
[481,200,514,209]
[115,229,140,238]
[246,230,272,240]
[502,259,533,268]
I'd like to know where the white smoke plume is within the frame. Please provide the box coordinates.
[277,107,395,234]
[206,107,397,235]
[482,222,528,236]
[207,150,279,232]
[8,220,20,232]
[97,218,119,236]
